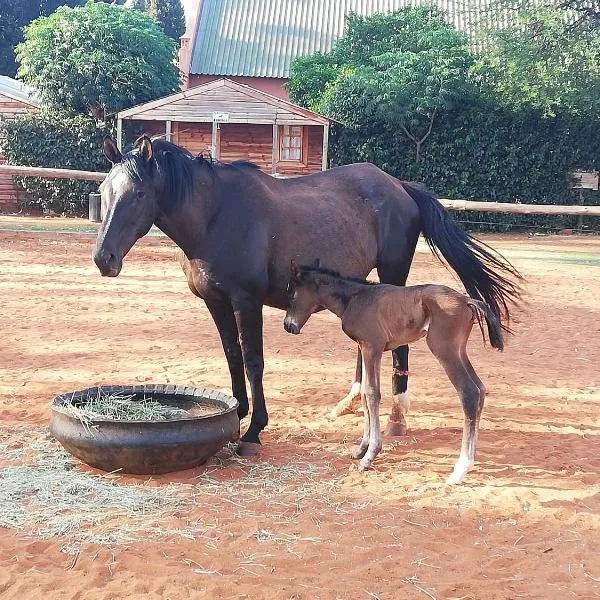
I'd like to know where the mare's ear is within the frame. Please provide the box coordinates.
[135,135,154,162]
[102,135,122,164]
[313,258,320,268]
[290,260,301,280]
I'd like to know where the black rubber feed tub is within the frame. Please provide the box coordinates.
[50,385,239,475]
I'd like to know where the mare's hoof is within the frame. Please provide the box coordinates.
[236,442,260,457]
[385,420,408,437]
[330,404,355,419]
[330,394,361,418]
[350,445,367,460]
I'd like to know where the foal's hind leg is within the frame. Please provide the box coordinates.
[427,334,483,485]
[377,264,412,436]
[330,349,362,418]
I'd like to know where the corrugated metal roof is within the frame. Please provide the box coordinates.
[190,0,509,78]
[118,77,329,124]
[0,76,39,106]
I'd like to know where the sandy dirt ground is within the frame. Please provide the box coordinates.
[0,224,599,600]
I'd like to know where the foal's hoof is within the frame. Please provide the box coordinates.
[358,457,373,471]
[235,442,260,457]
[385,420,408,437]
[350,445,368,460]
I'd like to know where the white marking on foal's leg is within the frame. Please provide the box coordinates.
[330,381,361,418]
[446,454,475,485]
[385,391,410,436]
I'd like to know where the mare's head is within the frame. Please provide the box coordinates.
[283,260,322,334]
[93,135,194,276]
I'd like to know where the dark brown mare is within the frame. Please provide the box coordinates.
[93,136,520,453]
[284,262,504,484]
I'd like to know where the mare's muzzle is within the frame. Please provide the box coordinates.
[93,248,122,277]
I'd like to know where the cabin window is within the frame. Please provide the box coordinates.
[279,125,304,162]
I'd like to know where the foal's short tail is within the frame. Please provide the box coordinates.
[468,299,505,351]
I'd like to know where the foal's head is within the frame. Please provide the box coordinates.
[283,260,323,334]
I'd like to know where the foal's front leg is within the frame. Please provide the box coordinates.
[355,347,383,470]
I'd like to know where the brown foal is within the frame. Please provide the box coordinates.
[284,261,505,485]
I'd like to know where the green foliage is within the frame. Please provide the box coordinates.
[16,1,180,120]
[0,1,86,77]
[330,100,600,231]
[288,7,473,160]
[289,5,600,231]
[0,110,108,215]
[147,0,185,43]
[473,7,600,117]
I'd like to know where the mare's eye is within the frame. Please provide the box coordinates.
[136,191,145,199]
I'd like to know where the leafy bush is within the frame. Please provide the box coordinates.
[16,1,180,121]
[289,6,600,231]
[0,111,108,215]
[330,100,600,231]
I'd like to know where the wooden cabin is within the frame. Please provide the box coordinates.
[116,78,330,177]
[0,76,39,213]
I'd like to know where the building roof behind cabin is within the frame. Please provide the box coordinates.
[118,78,329,125]
[190,0,512,78]
[0,76,39,106]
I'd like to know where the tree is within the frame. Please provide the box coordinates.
[0,1,87,77]
[16,2,180,121]
[287,7,473,161]
[147,0,185,44]
[473,6,600,117]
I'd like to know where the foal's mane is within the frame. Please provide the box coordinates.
[300,265,378,286]
[119,138,261,203]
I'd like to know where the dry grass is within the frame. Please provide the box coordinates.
[0,426,358,554]
[60,390,220,431]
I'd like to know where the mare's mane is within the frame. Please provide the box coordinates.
[118,138,260,203]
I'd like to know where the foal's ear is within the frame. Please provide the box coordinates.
[290,260,301,280]
[102,135,122,164]
[135,135,154,162]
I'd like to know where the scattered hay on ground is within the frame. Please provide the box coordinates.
[0,426,360,552]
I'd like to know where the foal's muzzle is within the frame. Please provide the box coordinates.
[283,317,300,335]
[93,248,122,277]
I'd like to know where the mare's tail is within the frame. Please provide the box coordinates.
[467,299,505,351]
[401,181,522,333]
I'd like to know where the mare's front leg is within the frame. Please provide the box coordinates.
[232,295,268,454]
[330,349,362,418]
[204,298,249,422]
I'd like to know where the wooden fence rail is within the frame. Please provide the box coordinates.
[0,164,106,182]
[1,164,600,216]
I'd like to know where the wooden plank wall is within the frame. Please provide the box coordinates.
[220,123,272,170]
[0,94,36,213]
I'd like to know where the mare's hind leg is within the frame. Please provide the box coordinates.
[330,349,363,418]
[427,333,483,485]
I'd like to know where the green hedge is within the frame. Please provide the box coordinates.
[330,99,600,231]
[0,111,108,215]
